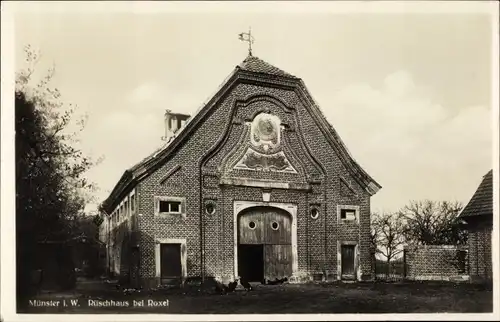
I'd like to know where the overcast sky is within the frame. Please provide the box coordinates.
[11,3,496,214]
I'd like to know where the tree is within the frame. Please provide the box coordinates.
[16,45,101,298]
[371,212,406,275]
[398,200,466,246]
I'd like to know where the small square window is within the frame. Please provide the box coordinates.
[155,196,186,217]
[338,205,359,224]
[340,209,356,221]
[159,200,182,214]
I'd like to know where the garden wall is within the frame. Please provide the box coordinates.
[404,245,469,281]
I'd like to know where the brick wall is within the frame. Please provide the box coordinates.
[404,245,469,281]
[108,221,133,280]
[132,78,375,287]
[467,218,492,282]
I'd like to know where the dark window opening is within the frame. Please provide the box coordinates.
[170,202,180,213]
[159,200,182,213]
[271,222,279,230]
[340,208,356,220]
[130,195,135,212]
[205,203,215,215]
[159,201,169,213]
[249,221,256,229]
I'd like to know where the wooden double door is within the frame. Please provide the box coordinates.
[238,207,292,282]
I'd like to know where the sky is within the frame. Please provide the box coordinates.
[10,2,496,214]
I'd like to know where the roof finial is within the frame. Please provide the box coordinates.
[238,27,254,56]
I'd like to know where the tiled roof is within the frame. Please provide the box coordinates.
[460,169,493,218]
[238,55,298,79]
[102,54,381,212]
[129,56,296,174]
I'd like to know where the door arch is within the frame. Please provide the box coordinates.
[233,201,297,282]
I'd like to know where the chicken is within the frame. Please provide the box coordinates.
[227,278,239,293]
[213,277,229,295]
[239,277,253,291]
[267,277,288,285]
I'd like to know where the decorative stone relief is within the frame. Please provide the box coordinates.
[250,113,281,153]
[234,148,297,173]
[232,112,297,173]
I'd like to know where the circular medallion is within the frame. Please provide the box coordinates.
[251,113,281,151]
[256,117,277,142]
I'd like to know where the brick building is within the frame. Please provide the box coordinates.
[459,169,493,282]
[101,55,381,288]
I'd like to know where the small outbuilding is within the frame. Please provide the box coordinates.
[459,169,493,282]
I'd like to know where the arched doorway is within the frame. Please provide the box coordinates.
[237,206,293,283]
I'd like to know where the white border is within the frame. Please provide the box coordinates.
[1,3,16,321]
[1,1,499,321]
[2,1,497,14]
[491,2,500,320]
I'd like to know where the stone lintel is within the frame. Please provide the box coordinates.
[219,177,310,191]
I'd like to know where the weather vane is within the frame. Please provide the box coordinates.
[238,27,255,56]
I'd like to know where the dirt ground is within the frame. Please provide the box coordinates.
[19,280,493,314]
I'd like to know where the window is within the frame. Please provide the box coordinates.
[340,209,356,221]
[248,221,256,229]
[159,200,181,213]
[311,208,319,220]
[205,203,215,215]
[155,196,186,217]
[337,205,360,224]
[130,194,135,213]
[271,221,279,230]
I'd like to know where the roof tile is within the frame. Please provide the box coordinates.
[238,55,298,79]
[460,169,493,218]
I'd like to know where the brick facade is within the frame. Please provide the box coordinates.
[467,218,493,282]
[102,56,381,288]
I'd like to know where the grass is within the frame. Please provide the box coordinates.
[19,280,492,314]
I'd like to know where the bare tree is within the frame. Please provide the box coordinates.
[399,200,466,246]
[371,212,406,275]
